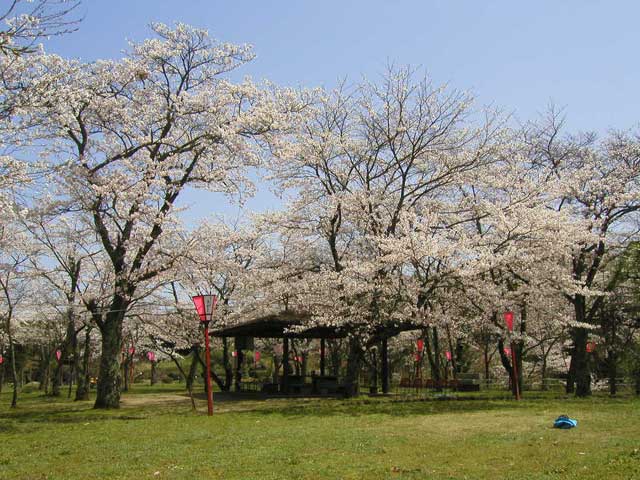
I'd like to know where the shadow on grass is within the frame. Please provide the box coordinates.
[214,395,532,419]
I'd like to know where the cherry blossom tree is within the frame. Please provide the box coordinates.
[523,111,640,396]
[21,23,307,408]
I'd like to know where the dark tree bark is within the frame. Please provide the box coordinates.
[329,339,341,377]
[424,327,442,390]
[94,307,125,409]
[75,326,92,401]
[343,337,363,397]
[150,361,157,386]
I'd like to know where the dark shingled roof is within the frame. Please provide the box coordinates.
[210,311,347,339]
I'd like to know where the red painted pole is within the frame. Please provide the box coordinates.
[204,321,214,416]
[510,341,521,400]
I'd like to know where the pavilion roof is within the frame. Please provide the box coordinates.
[210,311,347,339]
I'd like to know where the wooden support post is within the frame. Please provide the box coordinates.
[282,337,289,394]
[320,338,326,376]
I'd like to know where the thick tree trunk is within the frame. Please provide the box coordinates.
[571,297,591,397]
[572,327,591,397]
[343,337,363,397]
[94,314,124,409]
[424,327,442,390]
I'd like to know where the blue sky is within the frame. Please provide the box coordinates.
[44,0,640,221]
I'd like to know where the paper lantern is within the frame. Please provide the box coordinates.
[417,338,424,352]
[55,350,62,362]
[445,351,452,361]
[586,342,596,353]
[503,311,514,332]
[147,351,156,362]
[191,294,218,322]
[254,351,261,362]
[231,351,237,357]
[128,346,135,356]
[503,347,511,356]
[415,353,421,362]
[0,354,3,364]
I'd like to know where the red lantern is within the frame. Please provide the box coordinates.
[254,351,261,362]
[445,351,452,361]
[231,350,237,357]
[417,338,424,353]
[55,350,62,362]
[147,351,156,362]
[0,354,3,364]
[191,294,218,322]
[586,342,596,353]
[503,311,514,332]
[128,346,135,356]
[415,353,421,362]
[191,293,218,417]
[503,347,511,356]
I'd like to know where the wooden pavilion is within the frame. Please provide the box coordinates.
[210,311,393,396]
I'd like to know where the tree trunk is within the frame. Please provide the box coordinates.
[571,297,591,397]
[566,353,576,394]
[150,361,157,386]
[222,337,232,391]
[122,359,130,392]
[75,327,92,401]
[8,321,19,408]
[606,307,617,397]
[51,350,63,396]
[498,338,517,395]
[343,337,363,397]
[424,327,442,390]
[94,314,124,409]
[541,347,549,391]
[169,350,196,411]
[186,347,199,393]
[483,342,490,385]
[67,326,78,399]
[572,327,591,397]
[38,345,48,391]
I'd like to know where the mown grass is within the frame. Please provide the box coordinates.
[1,384,639,479]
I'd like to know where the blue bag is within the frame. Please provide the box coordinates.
[553,415,577,429]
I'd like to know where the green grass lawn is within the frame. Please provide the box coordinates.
[1,385,639,479]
